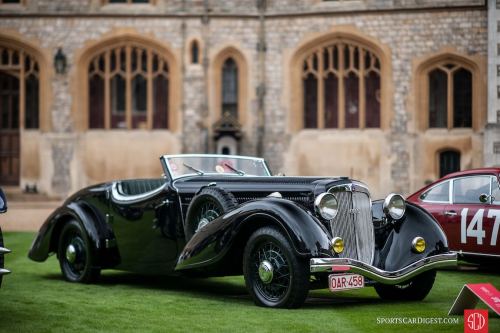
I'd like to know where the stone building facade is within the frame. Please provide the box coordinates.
[0,0,494,199]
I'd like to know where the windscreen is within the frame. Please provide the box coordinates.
[164,155,271,179]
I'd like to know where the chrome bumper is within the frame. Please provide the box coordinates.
[310,253,457,285]
[0,246,11,276]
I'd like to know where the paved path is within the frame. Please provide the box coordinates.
[0,201,61,232]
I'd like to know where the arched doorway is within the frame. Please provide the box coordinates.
[0,47,39,185]
[0,72,20,185]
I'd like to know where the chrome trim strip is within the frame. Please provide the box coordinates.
[0,247,11,254]
[0,268,11,276]
[110,182,167,205]
[328,181,371,197]
[310,253,457,285]
[458,251,500,258]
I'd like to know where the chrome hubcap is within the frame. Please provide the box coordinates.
[65,244,77,263]
[197,218,210,232]
[258,260,274,284]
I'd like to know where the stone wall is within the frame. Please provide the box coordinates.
[1,0,486,15]
[0,0,489,198]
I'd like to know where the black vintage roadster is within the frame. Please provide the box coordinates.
[29,154,457,308]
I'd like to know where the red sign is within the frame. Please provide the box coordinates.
[464,309,488,333]
[467,284,500,316]
[449,283,500,317]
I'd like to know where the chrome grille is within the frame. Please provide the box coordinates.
[329,188,374,264]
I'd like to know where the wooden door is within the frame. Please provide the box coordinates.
[0,71,20,185]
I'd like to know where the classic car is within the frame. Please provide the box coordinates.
[29,154,457,308]
[407,168,500,265]
[0,187,11,289]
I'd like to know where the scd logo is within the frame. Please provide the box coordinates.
[464,310,488,333]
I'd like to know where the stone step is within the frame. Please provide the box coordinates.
[0,200,61,232]
[1,186,57,202]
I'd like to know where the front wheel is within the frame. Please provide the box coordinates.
[374,270,436,301]
[243,226,309,308]
[58,220,100,283]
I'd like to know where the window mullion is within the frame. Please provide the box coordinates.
[147,48,153,130]
[338,43,345,129]
[19,50,25,129]
[447,70,453,130]
[104,50,111,129]
[125,45,132,129]
[317,50,324,129]
[359,49,365,129]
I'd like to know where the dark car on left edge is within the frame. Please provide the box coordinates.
[0,188,11,289]
[29,154,457,308]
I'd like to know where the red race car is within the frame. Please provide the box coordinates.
[407,168,500,264]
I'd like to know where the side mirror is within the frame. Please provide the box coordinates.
[0,188,7,213]
[479,193,493,204]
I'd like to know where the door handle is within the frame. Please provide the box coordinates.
[444,210,457,217]
[154,199,170,210]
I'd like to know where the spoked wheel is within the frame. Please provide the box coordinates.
[185,187,237,241]
[195,202,222,233]
[58,220,100,283]
[374,269,436,301]
[243,227,309,308]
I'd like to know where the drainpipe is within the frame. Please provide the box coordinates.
[180,0,187,152]
[202,0,211,153]
[256,0,267,157]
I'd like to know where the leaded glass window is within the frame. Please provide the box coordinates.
[88,44,169,129]
[427,63,472,129]
[302,42,381,129]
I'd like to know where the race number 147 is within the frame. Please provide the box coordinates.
[461,208,500,246]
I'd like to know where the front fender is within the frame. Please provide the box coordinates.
[373,200,449,271]
[28,201,118,267]
[175,198,332,271]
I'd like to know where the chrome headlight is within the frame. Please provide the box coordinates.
[383,193,406,220]
[314,193,339,220]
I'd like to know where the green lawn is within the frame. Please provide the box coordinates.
[0,232,498,333]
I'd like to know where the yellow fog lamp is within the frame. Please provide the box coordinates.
[412,237,426,253]
[331,237,344,254]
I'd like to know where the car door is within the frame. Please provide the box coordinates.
[444,175,499,255]
[109,179,180,273]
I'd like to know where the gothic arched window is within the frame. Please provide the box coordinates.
[302,42,381,129]
[221,57,238,118]
[428,63,472,129]
[88,44,169,129]
[190,40,200,64]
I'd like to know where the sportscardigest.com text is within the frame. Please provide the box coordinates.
[376,317,460,325]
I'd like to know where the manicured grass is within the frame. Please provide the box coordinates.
[0,232,498,333]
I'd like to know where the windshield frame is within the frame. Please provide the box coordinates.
[161,154,272,180]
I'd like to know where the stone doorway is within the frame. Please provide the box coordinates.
[0,71,20,185]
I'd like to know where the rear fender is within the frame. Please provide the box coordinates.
[175,198,332,271]
[28,201,119,268]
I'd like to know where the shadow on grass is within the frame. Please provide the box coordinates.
[38,271,397,308]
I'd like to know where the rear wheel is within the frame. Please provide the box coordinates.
[374,270,436,301]
[243,226,309,308]
[58,220,100,283]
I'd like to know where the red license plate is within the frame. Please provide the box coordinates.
[328,274,365,292]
